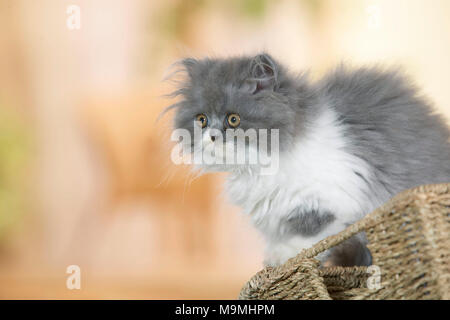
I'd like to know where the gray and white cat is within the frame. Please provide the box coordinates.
[167,53,450,267]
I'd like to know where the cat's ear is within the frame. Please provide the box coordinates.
[246,53,278,94]
[180,58,198,79]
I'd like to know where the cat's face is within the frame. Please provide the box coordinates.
[169,53,301,173]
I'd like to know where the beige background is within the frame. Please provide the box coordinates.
[0,0,449,299]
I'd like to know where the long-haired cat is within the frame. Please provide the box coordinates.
[167,53,450,267]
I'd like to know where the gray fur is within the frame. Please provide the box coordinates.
[167,53,450,266]
[170,53,315,152]
[320,65,450,197]
[284,209,336,237]
[327,233,373,267]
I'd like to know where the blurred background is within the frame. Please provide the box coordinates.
[0,0,450,299]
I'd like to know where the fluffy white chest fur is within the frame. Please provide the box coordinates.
[225,108,378,266]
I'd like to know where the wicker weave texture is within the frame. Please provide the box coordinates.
[239,183,450,300]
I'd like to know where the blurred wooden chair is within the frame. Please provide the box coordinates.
[79,87,217,270]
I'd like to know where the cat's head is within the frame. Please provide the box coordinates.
[167,53,311,174]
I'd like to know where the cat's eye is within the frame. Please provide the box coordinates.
[227,113,240,128]
[196,114,208,128]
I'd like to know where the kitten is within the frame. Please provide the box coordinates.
[167,53,450,267]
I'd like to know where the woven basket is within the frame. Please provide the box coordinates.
[239,183,450,300]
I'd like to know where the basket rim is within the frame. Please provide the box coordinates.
[290,183,450,263]
[239,182,450,300]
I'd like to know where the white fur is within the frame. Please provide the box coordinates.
[225,107,378,266]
